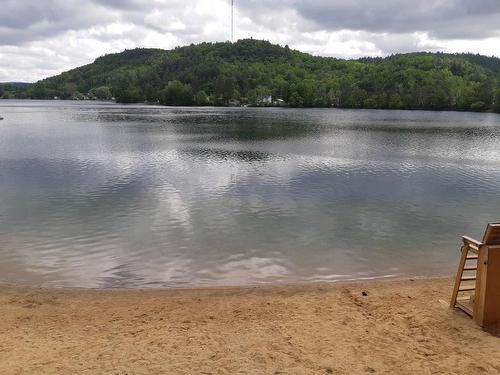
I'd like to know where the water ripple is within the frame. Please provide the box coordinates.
[1,101,500,287]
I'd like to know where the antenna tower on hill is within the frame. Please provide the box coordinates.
[231,0,234,42]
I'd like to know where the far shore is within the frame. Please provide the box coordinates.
[2,98,500,115]
[1,277,500,374]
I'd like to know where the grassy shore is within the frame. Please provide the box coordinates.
[1,278,500,374]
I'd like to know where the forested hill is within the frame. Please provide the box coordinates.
[22,39,500,112]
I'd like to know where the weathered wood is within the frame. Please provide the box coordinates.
[456,300,473,316]
[473,245,487,325]
[450,243,470,307]
[463,235,483,247]
[474,245,500,327]
[463,266,477,271]
[458,286,476,292]
[482,223,500,245]
[452,224,500,327]
[460,276,476,281]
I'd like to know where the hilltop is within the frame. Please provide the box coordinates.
[19,39,500,111]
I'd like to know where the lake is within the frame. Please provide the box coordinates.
[1,100,500,288]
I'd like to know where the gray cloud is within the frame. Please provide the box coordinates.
[1,0,500,82]
[238,0,500,40]
[0,1,118,45]
[4,0,500,47]
[0,0,228,47]
[241,0,500,39]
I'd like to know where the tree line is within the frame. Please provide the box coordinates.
[17,39,500,112]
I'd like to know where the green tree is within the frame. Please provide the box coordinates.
[89,86,112,100]
[194,90,209,105]
[248,86,272,106]
[160,80,193,106]
[115,88,144,103]
[470,101,486,111]
[288,91,304,107]
[493,89,500,113]
[214,75,236,105]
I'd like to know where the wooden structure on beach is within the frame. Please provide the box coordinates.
[451,223,500,327]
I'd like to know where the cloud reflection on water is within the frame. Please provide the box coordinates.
[1,102,500,287]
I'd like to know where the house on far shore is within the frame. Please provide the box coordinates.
[262,95,273,105]
[252,95,287,107]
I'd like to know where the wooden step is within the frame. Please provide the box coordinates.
[461,276,476,281]
[468,247,479,254]
[459,286,476,292]
[450,239,482,311]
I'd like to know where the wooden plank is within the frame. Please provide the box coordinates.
[456,300,473,316]
[477,245,500,326]
[474,245,488,326]
[483,223,500,245]
[468,247,479,254]
[451,243,471,307]
[463,235,483,246]
[459,286,476,292]
[461,276,476,281]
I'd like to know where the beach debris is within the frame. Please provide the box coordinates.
[361,291,368,297]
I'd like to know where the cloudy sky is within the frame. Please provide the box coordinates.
[1,0,500,82]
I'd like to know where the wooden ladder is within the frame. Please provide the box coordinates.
[450,236,480,316]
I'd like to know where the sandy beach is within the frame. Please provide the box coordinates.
[1,278,500,374]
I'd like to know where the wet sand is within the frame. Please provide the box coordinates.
[1,278,500,374]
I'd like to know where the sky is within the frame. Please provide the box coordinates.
[1,0,500,82]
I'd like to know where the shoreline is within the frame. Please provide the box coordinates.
[2,277,500,374]
[2,98,500,115]
[0,273,451,292]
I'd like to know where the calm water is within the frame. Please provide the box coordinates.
[1,100,500,288]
